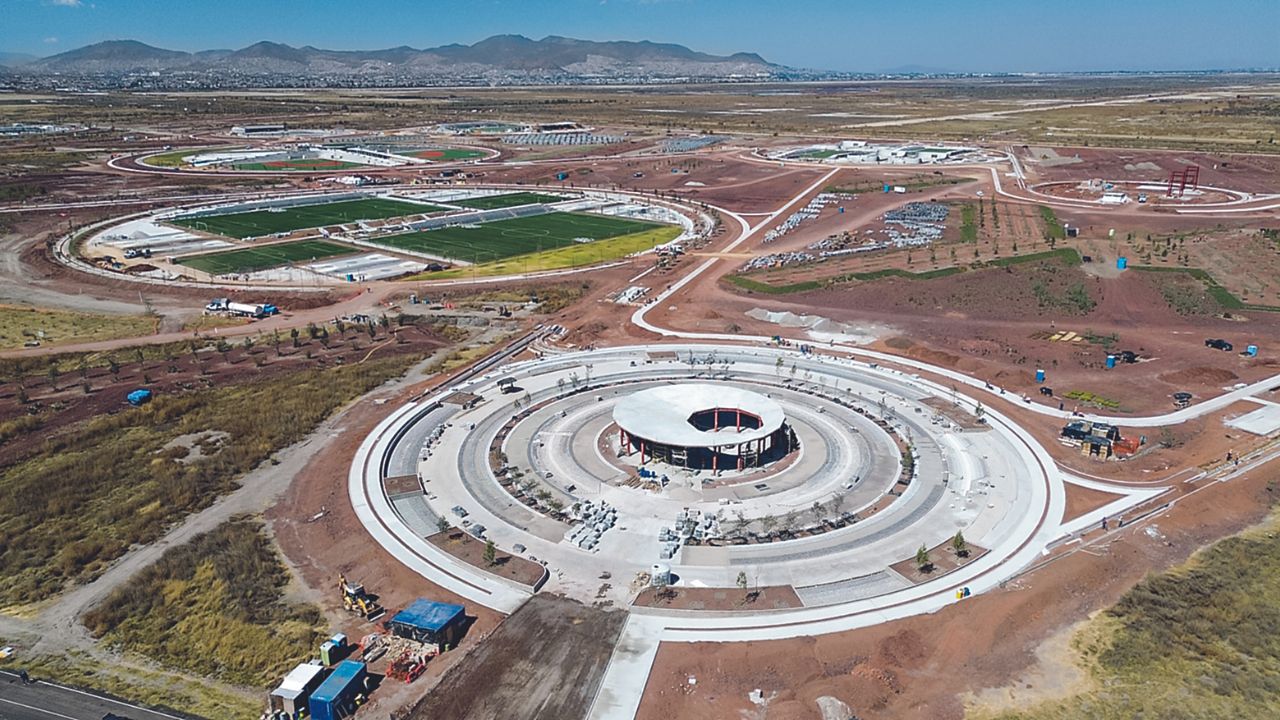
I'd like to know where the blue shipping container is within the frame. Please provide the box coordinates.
[310,660,366,720]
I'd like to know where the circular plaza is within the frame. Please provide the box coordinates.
[348,342,1106,636]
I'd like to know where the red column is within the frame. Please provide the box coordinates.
[737,409,742,430]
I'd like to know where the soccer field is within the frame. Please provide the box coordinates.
[367,211,666,263]
[176,239,357,275]
[454,192,564,210]
[171,198,446,239]
[414,148,488,161]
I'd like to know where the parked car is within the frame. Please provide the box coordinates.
[1205,338,1233,351]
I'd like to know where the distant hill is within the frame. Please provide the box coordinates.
[21,35,781,79]
[0,51,39,67]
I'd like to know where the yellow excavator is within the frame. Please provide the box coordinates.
[338,573,386,621]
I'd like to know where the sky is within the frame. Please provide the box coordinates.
[3,0,1278,72]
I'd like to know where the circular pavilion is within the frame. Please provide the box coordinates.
[612,383,795,470]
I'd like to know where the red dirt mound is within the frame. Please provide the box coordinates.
[1157,366,1239,385]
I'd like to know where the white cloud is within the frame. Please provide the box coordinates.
[49,0,83,6]
[44,36,60,44]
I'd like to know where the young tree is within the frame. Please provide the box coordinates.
[915,544,932,572]
[952,531,969,558]
[736,571,748,591]
[483,539,497,566]
[436,516,450,534]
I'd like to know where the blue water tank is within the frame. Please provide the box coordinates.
[1105,355,1117,369]
[1035,368,1046,383]
[1116,257,1128,270]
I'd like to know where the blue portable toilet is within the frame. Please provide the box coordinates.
[126,389,152,406]
[1035,368,1045,384]
[1245,345,1258,357]
[883,184,891,193]
[838,207,845,214]
[346,273,355,282]
[1105,355,1117,369]
[1116,257,1128,270]
[309,660,367,720]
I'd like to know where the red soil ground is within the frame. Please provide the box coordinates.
[636,456,1280,720]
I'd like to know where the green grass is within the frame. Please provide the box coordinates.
[84,518,324,687]
[980,508,1280,720]
[176,239,356,276]
[797,149,843,159]
[371,211,666,264]
[411,225,681,279]
[0,650,258,719]
[171,198,444,239]
[960,203,979,243]
[1039,205,1066,240]
[454,192,564,210]
[730,248,1079,295]
[981,247,1082,268]
[0,305,158,350]
[1132,265,1280,312]
[234,159,364,171]
[1062,390,1121,409]
[726,276,824,294]
[414,148,487,161]
[0,355,415,606]
[728,266,964,295]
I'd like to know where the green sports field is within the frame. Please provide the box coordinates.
[170,198,446,239]
[414,148,488,161]
[454,192,564,210]
[233,159,365,171]
[176,239,357,275]
[369,211,666,263]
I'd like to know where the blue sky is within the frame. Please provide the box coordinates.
[4,0,1278,72]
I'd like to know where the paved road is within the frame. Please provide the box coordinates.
[0,671,184,720]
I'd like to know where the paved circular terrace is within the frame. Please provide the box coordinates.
[349,342,1161,640]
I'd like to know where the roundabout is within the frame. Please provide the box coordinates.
[348,341,1156,643]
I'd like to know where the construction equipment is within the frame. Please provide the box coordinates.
[338,574,385,621]
[386,650,429,684]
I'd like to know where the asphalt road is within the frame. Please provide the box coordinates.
[0,671,184,720]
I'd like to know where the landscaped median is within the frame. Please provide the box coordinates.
[726,247,1082,295]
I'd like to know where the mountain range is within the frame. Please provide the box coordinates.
[5,36,780,79]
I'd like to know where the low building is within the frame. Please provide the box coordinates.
[231,123,287,137]
[269,662,326,717]
[388,599,467,648]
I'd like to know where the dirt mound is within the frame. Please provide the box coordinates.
[1158,366,1239,385]
[907,346,961,368]
[884,336,915,351]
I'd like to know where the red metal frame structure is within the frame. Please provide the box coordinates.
[1166,165,1200,197]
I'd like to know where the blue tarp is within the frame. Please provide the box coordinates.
[126,389,152,406]
[390,598,464,632]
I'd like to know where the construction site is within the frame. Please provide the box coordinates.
[0,63,1278,720]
